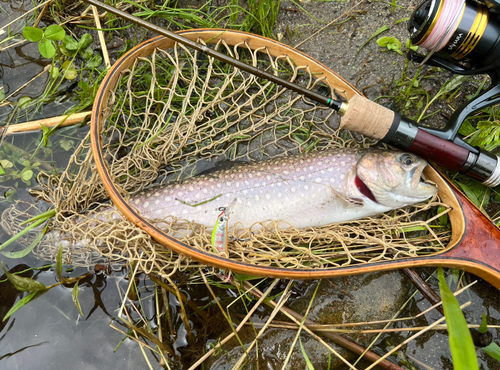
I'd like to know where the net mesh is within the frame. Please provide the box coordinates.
[1,37,452,275]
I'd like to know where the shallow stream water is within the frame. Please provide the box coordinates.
[1,1,500,369]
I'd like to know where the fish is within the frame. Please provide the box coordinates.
[127,148,438,230]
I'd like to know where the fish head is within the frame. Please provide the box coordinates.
[356,151,438,208]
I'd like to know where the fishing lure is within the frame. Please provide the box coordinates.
[211,207,230,254]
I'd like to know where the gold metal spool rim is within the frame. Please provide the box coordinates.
[451,4,489,59]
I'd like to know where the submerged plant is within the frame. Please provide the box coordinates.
[1,245,89,321]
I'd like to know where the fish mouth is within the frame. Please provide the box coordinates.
[408,164,438,199]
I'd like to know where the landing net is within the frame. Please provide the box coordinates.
[1,34,451,275]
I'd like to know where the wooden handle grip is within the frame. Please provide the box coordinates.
[340,95,394,140]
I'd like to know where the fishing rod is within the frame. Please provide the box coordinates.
[84,0,500,187]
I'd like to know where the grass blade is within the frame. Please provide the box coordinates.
[355,25,389,60]
[0,229,46,259]
[19,208,56,226]
[56,245,63,279]
[0,217,48,252]
[3,291,38,321]
[438,268,479,370]
[479,313,488,333]
[72,281,84,316]
[484,342,500,362]
[299,336,315,370]
[454,181,482,209]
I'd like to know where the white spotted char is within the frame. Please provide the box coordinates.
[131,148,437,230]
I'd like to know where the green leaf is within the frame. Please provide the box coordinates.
[20,169,33,182]
[56,245,63,279]
[23,26,43,42]
[78,80,90,94]
[233,273,261,282]
[2,160,15,169]
[356,25,389,59]
[459,120,477,136]
[78,33,93,50]
[483,342,500,361]
[454,180,489,209]
[62,60,77,80]
[377,36,402,54]
[58,42,73,57]
[18,96,32,108]
[377,36,396,47]
[479,313,488,334]
[5,187,17,203]
[438,268,479,370]
[41,124,52,147]
[3,291,38,321]
[79,46,94,60]
[0,165,4,176]
[20,209,56,226]
[437,205,449,226]
[405,38,418,51]
[0,230,44,259]
[44,24,65,41]
[299,336,315,370]
[60,139,74,151]
[38,39,56,58]
[86,53,102,69]
[72,281,84,316]
[2,262,47,292]
[62,35,79,51]
[49,66,60,79]
[441,75,468,95]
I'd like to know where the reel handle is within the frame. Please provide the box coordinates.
[340,95,500,186]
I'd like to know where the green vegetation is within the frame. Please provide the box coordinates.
[23,24,65,58]
[1,245,88,321]
[377,36,403,55]
[438,268,479,370]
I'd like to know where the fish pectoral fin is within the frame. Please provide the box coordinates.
[328,185,364,207]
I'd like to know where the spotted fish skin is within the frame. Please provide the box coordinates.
[130,149,437,230]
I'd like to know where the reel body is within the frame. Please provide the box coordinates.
[409,0,500,70]
[405,0,500,185]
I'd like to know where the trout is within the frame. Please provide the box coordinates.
[127,149,438,230]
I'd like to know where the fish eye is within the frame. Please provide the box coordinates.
[400,154,414,166]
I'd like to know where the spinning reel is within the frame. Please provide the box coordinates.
[406,0,500,183]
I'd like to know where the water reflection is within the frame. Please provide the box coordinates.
[0,263,156,370]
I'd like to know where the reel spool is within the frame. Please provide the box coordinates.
[409,0,500,70]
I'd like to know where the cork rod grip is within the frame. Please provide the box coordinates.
[340,95,395,140]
